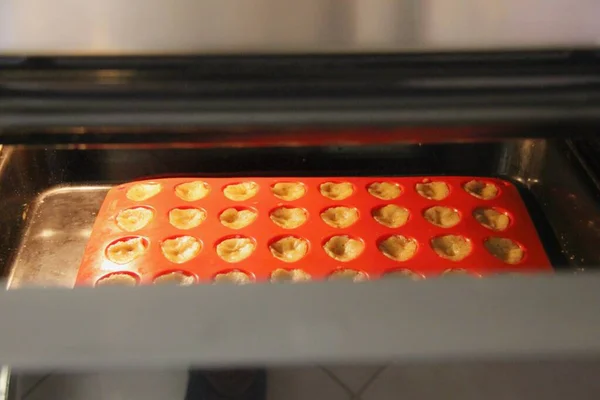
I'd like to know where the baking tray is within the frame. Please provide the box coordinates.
[75,176,552,286]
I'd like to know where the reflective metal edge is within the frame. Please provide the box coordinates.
[0,274,599,370]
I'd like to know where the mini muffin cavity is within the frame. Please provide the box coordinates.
[464,180,498,200]
[368,182,401,200]
[320,206,359,229]
[216,237,256,263]
[169,208,206,230]
[474,208,510,231]
[431,235,472,261]
[271,182,306,201]
[116,207,154,232]
[423,206,460,228]
[161,236,202,264]
[416,181,450,200]
[319,182,354,200]
[323,235,364,262]
[270,207,308,229]
[372,205,410,228]
[223,182,259,201]
[270,268,311,283]
[328,269,368,282]
[175,181,210,201]
[269,236,309,263]
[220,207,258,229]
[484,237,524,264]
[126,183,162,201]
[378,235,418,261]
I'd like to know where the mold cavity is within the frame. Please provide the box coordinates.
[96,272,139,287]
[372,205,409,228]
[319,182,354,200]
[367,182,401,200]
[223,182,258,201]
[169,208,206,230]
[116,207,154,232]
[269,236,309,263]
[328,269,368,282]
[213,270,253,285]
[320,206,359,229]
[271,182,306,201]
[216,236,256,263]
[378,235,418,261]
[126,182,162,201]
[270,268,311,283]
[220,207,258,229]
[423,206,460,228]
[473,208,510,231]
[161,236,202,264]
[384,269,424,280]
[175,181,211,201]
[323,235,364,262]
[270,207,307,229]
[106,237,148,264]
[153,271,196,286]
[416,181,449,200]
[431,235,472,261]
[464,180,498,200]
[484,237,524,264]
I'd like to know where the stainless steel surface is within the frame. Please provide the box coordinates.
[0,139,597,291]
[7,186,108,289]
[0,0,599,54]
[2,274,600,369]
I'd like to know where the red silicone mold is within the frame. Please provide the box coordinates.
[76,176,552,285]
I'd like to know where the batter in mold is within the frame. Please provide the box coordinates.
[106,237,147,264]
[169,208,206,230]
[385,269,423,280]
[271,182,306,201]
[269,236,309,262]
[320,206,359,229]
[153,271,195,286]
[431,235,472,261]
[464,180,498,200]
[214,270,252,285]
[175,181,211,201]
[372,205,409,228]
[416,181,450,200]
[216,237,256,263]
[270,268,311,283]
[442,268,472,276]
[116,207,153,232]
[378,235,418,261]
[473,208,510,231]
[423,206,460,228]
[270,207,307,229]
[96,273,138,286]
[328,269,368,282]
[161,236,201,264]
[223,182,258,201]
[220,208,257,229]
[323,235,364,262]
[484,237,524,264]
[126,182,162,201]
[368,182,401,200]
[319,182,354,200]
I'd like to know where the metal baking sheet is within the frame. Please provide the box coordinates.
[7,186,109,289]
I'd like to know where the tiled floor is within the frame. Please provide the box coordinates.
[14,361,600,399]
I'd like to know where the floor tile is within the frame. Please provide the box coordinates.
[321,365,386,395]
[26,370,188,400]
[268,367,350,400]
[362,360,600,400]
